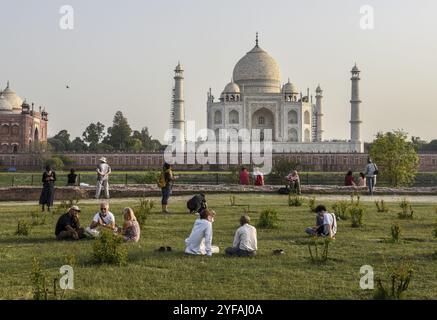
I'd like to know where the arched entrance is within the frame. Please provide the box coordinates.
[251,108,275,141]
[34,128,39,142]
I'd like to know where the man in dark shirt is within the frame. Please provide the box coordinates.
[67,168,78,186]
[55,206,85,240]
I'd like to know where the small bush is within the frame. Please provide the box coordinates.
[391,223,401,243]
[332,201,349,220]
[135,198,154,227]
[374,260,413,300]
[64,254,76,267]
[229,195,236,206]
[349,205,365,228]
[308,238,331,264]
[93,229,127,265]
[308,197,317,212]
[54,198,80,216]
[375,200,389,213]
[16,219,32,236]
[398,198,414,219]
[31,211,46,226]
[350,193,361,206]
[31,257,48,300]
[257,208,279,229]
[288,194,303,207]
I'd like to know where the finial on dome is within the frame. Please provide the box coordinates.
[256,32,259,47]
[6,81,10,88]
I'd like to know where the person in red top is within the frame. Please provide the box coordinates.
[239,167,250,185]
[344,170,356,186]
[253,168,264,186]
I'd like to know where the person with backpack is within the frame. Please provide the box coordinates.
[187,193,207,214]
[158,162,174,214]
[364,158,378,196]
[305,205,337,239]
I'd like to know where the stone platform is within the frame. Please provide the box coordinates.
[1,184,437,201]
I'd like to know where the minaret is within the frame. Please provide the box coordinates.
[350,64,362,146]
[315,84,323,142]
[173,62,186,148]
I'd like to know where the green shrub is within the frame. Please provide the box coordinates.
[332,201,349,220]
[135,198,154,227]
[308,238,331,264]
[391,223,401,243]
[31,257,48,300]
[288,194,303,207]
[229,195,236,206]
[375,199,389,213]
[398,198,414,219]
[257,208,279,229]
[31,211,46,226]
[16,219,32,236]
[349,205,365,228]
[53,198,80,216]
[308,197,317,212]
[374,260,413,300]
[93,229,127,265]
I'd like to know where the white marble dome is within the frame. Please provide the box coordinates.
[282,80,298,94]
[232,45,281,93]
[0,94,13,112]
[2,83,23,111]
[223,81,240,94]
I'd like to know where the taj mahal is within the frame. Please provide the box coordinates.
[170,34,363,153]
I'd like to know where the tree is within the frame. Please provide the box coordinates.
[131,127,163,151]
[104,111,132,151]
[272,158,300,180]
[370,130,419,187]
[70,137,88,152]
[82,122,105,150]
[48,130,72,151]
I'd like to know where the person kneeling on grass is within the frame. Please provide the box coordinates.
[305,205,337,239]
[225,215,257,257]
[185,209,219,256]
[118,207,141,242]
[55,206,85,240]
[187,193,207,214]
[85,202,116,238]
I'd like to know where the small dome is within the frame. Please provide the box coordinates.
[0,94,13,112]
[223,81,240,94]
[2,82,23,111]
[282,79,298,94]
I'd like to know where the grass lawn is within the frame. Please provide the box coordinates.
[0,194,436,300]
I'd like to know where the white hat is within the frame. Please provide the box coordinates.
[69,205,81,212]
[99,157,107,163]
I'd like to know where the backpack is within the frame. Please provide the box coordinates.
[157,171,166,188]
[278,186,290,195]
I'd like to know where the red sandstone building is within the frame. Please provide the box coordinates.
[0,82,48,153]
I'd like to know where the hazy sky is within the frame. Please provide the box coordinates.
[1,0,436,143]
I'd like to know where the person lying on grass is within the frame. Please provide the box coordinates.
[305,205,337,239]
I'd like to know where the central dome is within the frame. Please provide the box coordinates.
[232,44,281,94]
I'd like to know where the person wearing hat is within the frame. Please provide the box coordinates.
[95,157,112,199]
[55,206,85,240]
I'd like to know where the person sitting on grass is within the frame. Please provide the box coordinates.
[345,170,356,186]
[185,209,219,256]
[187,193,208,214]
[225,215,257,257]
[84,202,116,238]
[305,205,337,239]
[357,172,366,187]
[55,206,85,240]
[118,207,140,242]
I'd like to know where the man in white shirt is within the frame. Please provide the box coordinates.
[85,202,116,238]
[225,215,257,257]
[95,157,112,199]
[305,205,337,239]
[185,209,219,256]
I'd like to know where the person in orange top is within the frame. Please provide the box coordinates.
[239,167,250,185]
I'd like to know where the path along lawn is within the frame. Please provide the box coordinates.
[0,194,436,299]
